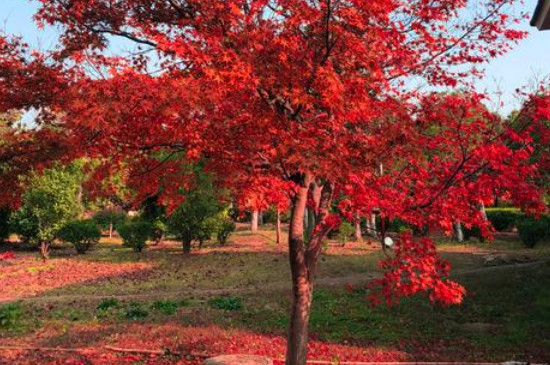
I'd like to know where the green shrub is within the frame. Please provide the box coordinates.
[150,218,168,244]
[216,219,236,245]
[486,208,521,232]
[152,300,178,315]
[208,296,243,311]
[97,298,120,311]
[338,221,354,245]
[117,220,151,252]
[125,302,149,320]
[0,303,23,330]
[517,215,549,248]
[58,220,101,254]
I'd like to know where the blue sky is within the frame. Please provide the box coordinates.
[1,0,549,115]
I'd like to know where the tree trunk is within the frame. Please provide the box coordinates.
[276,209,282,245]
[286,176,311,365]
[354,212,363,243]
[285,176,334,365]
[251,210,259,232]
[480,202,488,221]
[182,240,191,254]
[109,222,113,239]
[456,221,464,242]
[366,213,377,237]
[39,241,50,262]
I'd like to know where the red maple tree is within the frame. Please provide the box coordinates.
[0,1,548,364]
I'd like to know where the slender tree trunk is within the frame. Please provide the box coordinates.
[109,222,113,239]
[456,221,464,242]
[366,213,377,237]
[480,202,488,221]
[182,240,191,254]
[39,241,50,262]
[479,202,487,243]
[285,176,334,365]
[354,212,363,243]
[251,210,259,232]
[286,176,311,365]
[276,209,282,245]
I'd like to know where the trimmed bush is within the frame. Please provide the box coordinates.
[517,215,549,248]
[486,208,521,232]
[117,220,151,252]
[58,220,101,254]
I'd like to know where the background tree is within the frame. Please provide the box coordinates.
[11,163,84,260]
[140,195,168,245]
[167,167,226,254]
[93,207,127,239]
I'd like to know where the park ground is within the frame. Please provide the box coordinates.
[0,225,549,364]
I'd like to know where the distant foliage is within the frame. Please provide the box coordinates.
[263,208,291,224]
[93,208,127,232]
[338,221,354,245]
[486,208,521,232]
[58,219,101,254]
[517,215,549,248]
[117,220,151,252]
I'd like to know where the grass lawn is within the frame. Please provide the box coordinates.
[0,227,549,364]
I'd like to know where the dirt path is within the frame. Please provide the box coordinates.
[2,260,546,305]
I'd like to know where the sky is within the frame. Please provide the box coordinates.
[1,0,549,116]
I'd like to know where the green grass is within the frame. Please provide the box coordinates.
[208,296,244,311]
[1,228,549,361]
